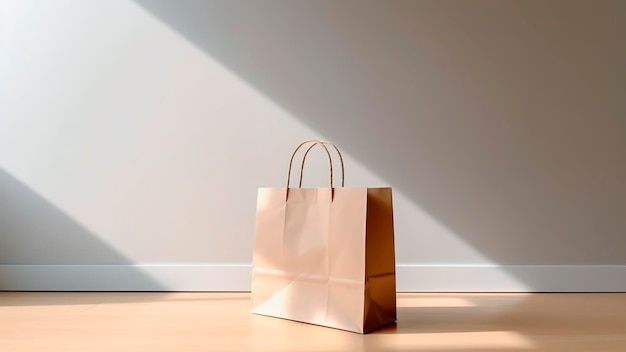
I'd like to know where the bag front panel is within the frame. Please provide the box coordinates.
[252,187,370,332]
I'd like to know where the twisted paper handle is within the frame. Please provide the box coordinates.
[299,141,345,188]
[286,140,345,189]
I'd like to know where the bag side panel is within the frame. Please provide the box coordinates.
[363,187,397,333]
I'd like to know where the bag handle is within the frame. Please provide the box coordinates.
[298,141,345,188]
[286,140,334,189]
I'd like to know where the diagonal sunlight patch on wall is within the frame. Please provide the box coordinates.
[124,0,626,294]
[124,1,530,290]
[1,1,530,290]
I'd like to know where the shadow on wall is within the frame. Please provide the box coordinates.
[0,168,163,291]
[132,0,626,275]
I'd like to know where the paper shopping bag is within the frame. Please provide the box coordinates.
[251,140,396,333]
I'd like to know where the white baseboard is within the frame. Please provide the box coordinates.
[1,264,625,292]
[395,264,626,292]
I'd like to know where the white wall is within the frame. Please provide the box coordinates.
[1,0,625,291]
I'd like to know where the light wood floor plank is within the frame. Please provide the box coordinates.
[1,292,625,351]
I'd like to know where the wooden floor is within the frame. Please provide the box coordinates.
[1,292,625,351]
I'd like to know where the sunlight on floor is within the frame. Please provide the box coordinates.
[377,331,534,350]
[396,296,475,308]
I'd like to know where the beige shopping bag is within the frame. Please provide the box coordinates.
[251,140,396,333]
